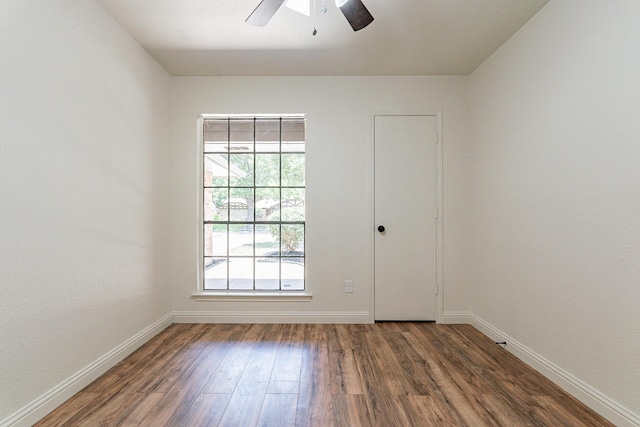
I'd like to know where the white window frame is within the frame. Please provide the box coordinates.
[192,114,312,301]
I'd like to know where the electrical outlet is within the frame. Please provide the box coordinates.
[344,280,353,293]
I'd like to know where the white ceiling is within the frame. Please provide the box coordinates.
[95,0,549,76]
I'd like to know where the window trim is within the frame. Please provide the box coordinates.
[191,291,312,302]
[192,114,312,301]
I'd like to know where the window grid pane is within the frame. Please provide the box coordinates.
[203,116,305,291]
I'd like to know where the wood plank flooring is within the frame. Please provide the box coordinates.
[36,323,613,426]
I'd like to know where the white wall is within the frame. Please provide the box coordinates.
[0,1,172,423]
[171,76,469,321]
[468,0,640,424]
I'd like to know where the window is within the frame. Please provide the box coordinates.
[201,116,305,292]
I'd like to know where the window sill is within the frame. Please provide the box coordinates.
[190,291,313,302]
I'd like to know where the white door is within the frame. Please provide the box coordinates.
[374,115,437,321]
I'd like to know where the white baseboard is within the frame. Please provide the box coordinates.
[440,310,472,324]
[467,313,640,427]
[172,310,371,324]
[1,313,174,427]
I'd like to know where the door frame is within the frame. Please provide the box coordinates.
[370,112,444,323]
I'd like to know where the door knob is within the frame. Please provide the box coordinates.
[377,225,385,233]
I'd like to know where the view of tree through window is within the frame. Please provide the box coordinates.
[202,116,305,291]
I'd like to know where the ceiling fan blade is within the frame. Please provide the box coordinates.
[338,0,374,31]
[246,0,287,27]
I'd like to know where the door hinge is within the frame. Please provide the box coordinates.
[435,285,439,295]
[435,208,439,219]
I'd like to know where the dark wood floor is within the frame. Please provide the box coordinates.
[36,323,612,426]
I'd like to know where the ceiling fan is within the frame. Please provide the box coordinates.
[246,0,374,31]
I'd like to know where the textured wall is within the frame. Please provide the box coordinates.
[468,0,640,420]
[170,76,470,320]
[0,1,172,421]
